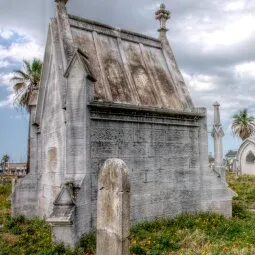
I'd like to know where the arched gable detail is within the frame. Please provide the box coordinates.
[246,151,255,163]
[236,137,255,173]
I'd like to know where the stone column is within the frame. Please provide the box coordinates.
[55,0,74,70]
[11,178,16,193]
[211,102,225,180]
[96,159,130,255]
[155,4,170,40]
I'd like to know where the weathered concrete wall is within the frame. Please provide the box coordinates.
[11,106,39,218]
[88,104,234,227]
[38,51,66,217]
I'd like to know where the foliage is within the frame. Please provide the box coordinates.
[0,215,78,255]
[1,174,255,254]
[1,154,10,164]
[0,154,10,172]
[128,174,255,255]
[11,58,42,111]
[0,177,11,225]
[231,108,255,140]
[77,229,96,253]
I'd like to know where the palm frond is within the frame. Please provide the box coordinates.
[14,82,26,92]
[10,58,43,111]
[11,70,30,80]
[231,109,255,140]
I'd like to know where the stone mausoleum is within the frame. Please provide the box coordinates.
[236,137,255,175]
[12,0,235,246]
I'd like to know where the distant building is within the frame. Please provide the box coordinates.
[0,163,27,176]
[225,150,237,171]
[225,150,237,161]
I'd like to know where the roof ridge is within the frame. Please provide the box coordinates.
[68,14,161,43]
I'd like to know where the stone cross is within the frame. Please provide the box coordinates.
[96,159,130,255]
[211,102,225,180]
[155,3,171,40]
[55,0,69,4]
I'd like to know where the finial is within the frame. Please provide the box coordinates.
[155,3,170,40]
[213,101,220,107]
[160,3,166,9]
[55,0,69,5]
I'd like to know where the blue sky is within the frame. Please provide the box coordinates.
[1,0,254,162]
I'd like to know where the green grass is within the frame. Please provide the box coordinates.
[1,174,255,254]
[227,173,255,211]
[0,177,11,225]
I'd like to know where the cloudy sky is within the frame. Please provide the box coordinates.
[0,0,255,161]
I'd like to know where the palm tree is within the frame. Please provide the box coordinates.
[232,109,255,140]
[1,154,10,173]
[11,59,42,173]
[11,58,42,111]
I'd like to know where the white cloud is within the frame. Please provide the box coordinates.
[224,1,245,11]
[0,60,11,68]
[0,41,43,63]
[0,27,14,40]
[0,72,15,91]
[188,15,255,49]
[184,73,216,92]
[235,61,255,79]
[0,30,44,109]
[0,93,14,108]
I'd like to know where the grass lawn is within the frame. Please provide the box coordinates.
[1,173,255,255]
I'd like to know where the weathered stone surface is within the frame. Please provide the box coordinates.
[211,102,225,180]
[96,159,130,255]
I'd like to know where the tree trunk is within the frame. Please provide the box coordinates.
[27,112,31,174]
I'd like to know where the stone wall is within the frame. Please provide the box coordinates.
[86,103,233,228]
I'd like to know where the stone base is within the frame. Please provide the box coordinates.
[10,173,39,218]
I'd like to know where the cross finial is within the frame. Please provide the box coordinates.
[213,101,220,107]
[155,3,170,40]
[55,0,69,5]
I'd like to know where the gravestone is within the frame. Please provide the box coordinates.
[97,159,130,255]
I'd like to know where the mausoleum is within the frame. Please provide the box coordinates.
[236,137,255,175]
[12,0,235,247]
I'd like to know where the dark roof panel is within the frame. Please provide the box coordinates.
[69,15,194,111]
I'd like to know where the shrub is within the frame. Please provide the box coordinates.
[77,229,96,253]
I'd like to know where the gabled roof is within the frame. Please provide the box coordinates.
[236,136,255,160]
[64,48,96,82]
[66,14,194,110]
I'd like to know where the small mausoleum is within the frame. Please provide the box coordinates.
[12,0,235,247]
[236,137,255,175]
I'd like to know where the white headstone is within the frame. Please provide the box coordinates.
[96,158,130,255]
